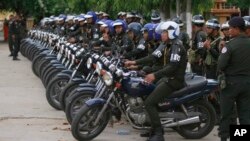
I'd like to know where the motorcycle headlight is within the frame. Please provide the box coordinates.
[96,61,102,75]
[102,71,113,86]
[86,57,92,69]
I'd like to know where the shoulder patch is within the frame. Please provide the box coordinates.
[221,47,227,53]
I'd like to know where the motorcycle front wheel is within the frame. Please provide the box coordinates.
[71,104,111,141]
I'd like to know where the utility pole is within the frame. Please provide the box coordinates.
[176,0,180,16]
[186,0,192,38]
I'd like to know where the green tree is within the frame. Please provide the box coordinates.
[227,0,250,9]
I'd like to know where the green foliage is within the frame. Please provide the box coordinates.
[0,0,248,21]
[192,0,214,14]
[227,0,250,9]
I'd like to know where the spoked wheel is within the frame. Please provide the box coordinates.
[60,81,82,111]
[71,104,111,141]
[65,91,94,123]
[46,77,69,110]
[175,100,216,139]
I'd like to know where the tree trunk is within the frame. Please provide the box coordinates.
[160,0,171,20]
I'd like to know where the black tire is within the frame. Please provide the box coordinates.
[32,54,46,77]
[59,81,81,111]
[28,47,37,60]
[175,99,216,139]
[43,68,64,87]
[45,76,69,110]
[65,90,94,123]
[71,104,111,141]
[38,59,53,78]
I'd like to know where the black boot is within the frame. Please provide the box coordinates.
[13,57,20,61]
[147,128,165,141]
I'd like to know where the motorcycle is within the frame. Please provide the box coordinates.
[70,61,218,140]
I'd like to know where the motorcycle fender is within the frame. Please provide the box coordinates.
[55,66,65,69]
[52,63,63,67]
[50,60,60,64]
[78,83,95,88]
[71,78,86,83]
[39,50,50,55]
[61,70,73,74]
[56,72,72,78]
[45,56,57,60]
[76,87,97,93]
[38,48,48,52]
[85,98,106,107]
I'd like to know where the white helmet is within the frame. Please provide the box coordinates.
[155,21,180,39]
[221,21,229,30]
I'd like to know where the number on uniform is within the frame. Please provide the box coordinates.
[170,53,181,62]
[152,50,162,58]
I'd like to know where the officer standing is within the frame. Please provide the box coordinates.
[188,15,207,76]
[217,17,250,141]
[10,15,22,61]
[203,18,221,79]
[125,21,187,141]
[172,17,190,51]
[8,15,14,57]
[219,21,230,51]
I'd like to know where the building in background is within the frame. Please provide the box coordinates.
[211,0,240,24]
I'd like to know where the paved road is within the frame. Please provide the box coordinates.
[0,42,219,141]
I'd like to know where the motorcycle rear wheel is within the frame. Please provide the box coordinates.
[175,99,216,139]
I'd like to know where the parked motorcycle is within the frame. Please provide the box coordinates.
[71,61,218,140]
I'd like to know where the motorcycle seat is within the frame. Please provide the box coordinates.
[169,75,207,98]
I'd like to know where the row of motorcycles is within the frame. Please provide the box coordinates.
[20,29,219,141]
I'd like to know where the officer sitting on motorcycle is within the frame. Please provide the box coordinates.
[125,21,187,141]
[125,23,157,70]
[123,22,143,59]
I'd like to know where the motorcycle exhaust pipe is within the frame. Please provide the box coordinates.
[163,116,200,128]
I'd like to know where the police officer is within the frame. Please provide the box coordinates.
[172,17,190,51]
[54,15,66,36]
[10,15,22,61]
[243,16,250,37]
[8,14,14,57]
[203,18,221,79]
[84,11,99,41]
[124,23,156,61]
[111,20,134,56]
[219,21,230,51]
[151,10,161,24]
[125,21,187,141]
[188,15,207,76]
[217,17,250,141]
[123,22,142,59]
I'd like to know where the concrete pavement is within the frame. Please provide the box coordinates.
[0,42,219,141]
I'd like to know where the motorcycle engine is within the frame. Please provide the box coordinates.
[127,97,149,125]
